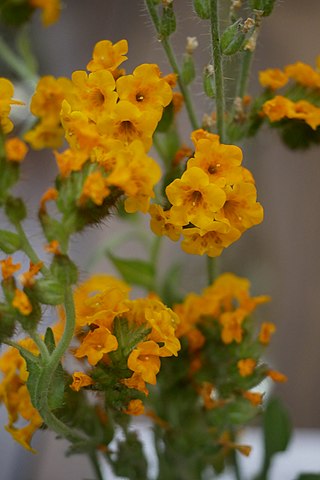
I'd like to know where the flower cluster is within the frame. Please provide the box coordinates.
[70,274,180,415]
[259,57,320,148]
[148,273,285,472]
[25,39,173,216]
[150,129,263,256]
[0,339,42,452]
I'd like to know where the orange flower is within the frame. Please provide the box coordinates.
[5,138,28,163]
[80,170,110,206]
[267,369,288,383]
[127,341,161,385]
[243,391,263,406]
[39,187,58,212]
[259,68,288,90]
[0,257,21,279]
[259,322,276,345]
[12,289,32,316]
[237,358,257,377]
[87,39,128,74]
[124,399,145,416]
[74,326,118,366]
[70,372,94,391]
[19,262,43,287]
[219,309,246,344]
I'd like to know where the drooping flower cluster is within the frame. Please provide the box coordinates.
[0,339,43,452]
[25,39,173,215]
[259,56,320,148]
[150,129,263,256]
[70,274,180,415]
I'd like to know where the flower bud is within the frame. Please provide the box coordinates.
[203,65,215,98]
[193,0,210,19]
[159,2,176,37]
[33,277,65,305]
[181,54,196,86]
[221,18,246,56]
[5,196,27,223]
[249,0,276,16]
[50,255,78,286]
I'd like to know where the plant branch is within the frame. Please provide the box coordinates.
[210,0,226,142]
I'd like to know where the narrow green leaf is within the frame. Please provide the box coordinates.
[263,397,292,460]
[296,475,320,480]
[0,230,21,253]
[108,253,155,290]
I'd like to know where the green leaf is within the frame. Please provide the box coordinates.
[112,317,151,361]
[50,255,78,286]
[255,397,292,480]
[221,19,246,56]
[156,102,174,133]
[0,230,21,253]
[19,350,41,407]
[161,262,184,307]
[44,327,66,410]
[111,431,149,480]
[33,277,65,305]
[263,397,292,459]
[108,253,155,290]
[295,475,320,480]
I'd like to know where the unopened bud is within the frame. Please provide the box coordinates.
[243,17,255,33]
[186,36,199,55]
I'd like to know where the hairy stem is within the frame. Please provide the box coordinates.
[13,221,50,276]
[210,0,226,142]
[0,36,37,87]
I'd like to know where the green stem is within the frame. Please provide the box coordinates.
[235,50,254,100]
[232,450,242,480]
[28,331,50,362]
[207,257,216,285]
[145,0,199,130]
[35,286,87,443]
[89,451,105,480]
[210,0,226,142]
[0,36,37,87]
[162,38,199,130]
[13,221,50,276]
[3,339,40,363]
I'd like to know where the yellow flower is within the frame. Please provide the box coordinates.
[181,221,241,257]
[71,70,118,122]
[80,170,110,206]
[221,182,264,233]
[287,100,320,130]
[124,399,145,416]
[267,369,288,383]
[127,340,161,385]
[30,76,71,121]
[0,257,21,279]
[87,39,128,75]
[122,372,149,396]
[259,322,276,345]
[97,100,158,151]
[262,95,293,122]
[187,137,243,187]
[19,262,43,288]
[219,309,246,344]
[237,358,257,377]
[44,239,61,255]
[0,78,24,134]
[73,274,130,330]
[29,0,61,26]
[191,128,220,147]
[24,120,64,150]
[75,326,118,366]
[149,204,182,241]
[60,100,100,152]
[116,63,173,119]
[166,167,226,229]
[70,372,94,391]
[285,61,320,89]
[12,289,32,316]
[5,138,28,162]
[259,68,288,90]
[106,140,161,213]
[54,148,88,177]
[242,391,263,406]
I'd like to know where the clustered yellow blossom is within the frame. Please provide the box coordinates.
[24,40,173,214]
[70,274,180,413]
[0,339,43,452]
[150,129,263,256]
[259,57,320,131]
[0,79,24,134]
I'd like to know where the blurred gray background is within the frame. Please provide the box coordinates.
[1,0,320,478]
